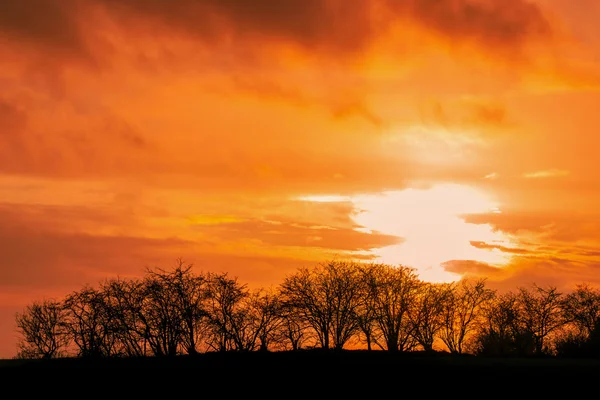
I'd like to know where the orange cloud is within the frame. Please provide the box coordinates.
[441,259,502,277]
[192,218,403,252]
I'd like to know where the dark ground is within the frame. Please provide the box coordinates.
[1,350,598,396]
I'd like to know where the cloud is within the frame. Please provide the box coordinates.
[0,100,27,132]
[465,211,600,251]
[0,0,86,56]
[191,218,403,252]
[441,259,502,276]
[388,0,552,58]
[0,0,554,64]
[0,93,150,178]
[0,202,320,292]
[417,100,514,141]
[484,257,600,294]
[469,240,533,255]
[96,0,375,57]
[523,168,570,178]
[0,222,193,290]
[462,211,600,283]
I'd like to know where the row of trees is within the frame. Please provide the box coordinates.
[14,259,600,359]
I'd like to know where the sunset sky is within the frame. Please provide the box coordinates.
[1,0,600,358]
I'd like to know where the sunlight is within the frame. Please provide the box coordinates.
[349,183,512,283]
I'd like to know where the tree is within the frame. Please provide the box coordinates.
[15,299,70,359]
[276,302,311,351]
[203,271,249,351]
[99,277,147,357]
[440,278,495,354]
[279,261,363,350]
[248,287,284,352]
[556,283,600,357]
[410,282,453,352]
[147,259,209,355]
[324,261,364,350]
[63,286,117,358]
[361,263,421,352]
[355,263,381,351]
[474,291,535,356]
[141,266,186,356]
[517,284,565,355]
[561,283,600,340]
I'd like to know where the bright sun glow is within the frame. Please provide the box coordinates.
[300,183,512,283]
[351,184,511,282]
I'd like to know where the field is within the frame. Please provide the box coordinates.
[1,350,598,395]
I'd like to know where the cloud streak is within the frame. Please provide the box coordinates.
[523,169,570,178]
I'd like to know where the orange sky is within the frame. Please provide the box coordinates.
[1,0,600,359]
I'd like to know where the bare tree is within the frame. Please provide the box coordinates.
[517,284,565,355]
[275,304,311,351]
[362,263,422,352]
[474,291,535,356]
[203,271,248,351]
[325,261,364,350]
[248,287,284,352]
[63,286,117,358]
[149,259,209,355]
[410,282,453,352]
[141,266,186,356]
[561,283,600,340]
[279,266,327,349]
[15,299,70,359]
[99,277,148,357]
[279,261,364,350]
[440,278,495,354]
[355,263,381,351]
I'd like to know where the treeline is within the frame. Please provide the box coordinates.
[14,259,600,359]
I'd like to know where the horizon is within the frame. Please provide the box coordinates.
[1,0,599,359]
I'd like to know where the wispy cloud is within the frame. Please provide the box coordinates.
[523,169,570,179]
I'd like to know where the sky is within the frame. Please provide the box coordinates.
[1,0,600,359]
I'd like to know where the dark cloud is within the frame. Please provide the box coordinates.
[0,0,86,56]
[389,0,551,52]
[96,0,374,55]
[0,0,552,62]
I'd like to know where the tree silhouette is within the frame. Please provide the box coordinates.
[440,278,495,354]
[279,261,364,351]
[517,284,564,355]
[475,291,535,356]
[410,282,453,352]
[15,299,70,359]
[361,263,421,352]
[12,258,600,360]
[203,271,248,351]
[63,285,116,358]
[99,277,147,357]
